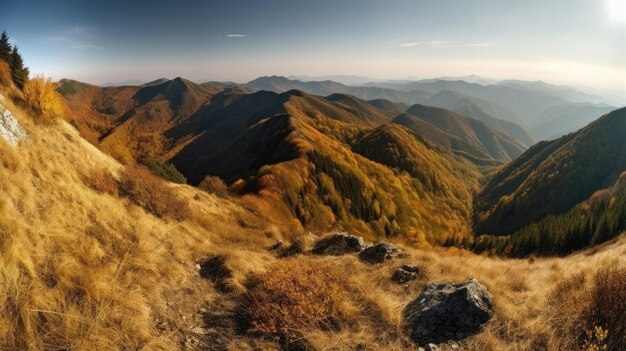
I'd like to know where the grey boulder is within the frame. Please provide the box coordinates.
[392,265,420,284]
[404,278,493,345]
[358,242,404,263]
[311,233,368,256]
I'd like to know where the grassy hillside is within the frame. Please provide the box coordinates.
[0,92,253,349]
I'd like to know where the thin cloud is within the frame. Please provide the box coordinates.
[226,34,247,38]
[398,41,421,48]
[44,26,101,51]
[47,36,101,51]
[399,40,496,48]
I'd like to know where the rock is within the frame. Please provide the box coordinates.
[0,96,27,147]
[404,278,493,345]
[311,233,368,256]
[358,242,403,263]
[427,344,439,351]
[392,265,419,284]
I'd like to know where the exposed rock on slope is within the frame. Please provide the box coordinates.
[358,242,404,263]
[0,95,27,146]
[392,265,420,284]
[311,233,369,255]
[404,278,493,345]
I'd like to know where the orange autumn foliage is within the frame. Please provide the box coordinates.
[23,75,67,121]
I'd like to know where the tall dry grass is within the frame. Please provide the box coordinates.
[0,96,284,350]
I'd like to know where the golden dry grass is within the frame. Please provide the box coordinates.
[0,95,285,350]
[118,164,191,220]
[218,236,626,351]
[1,92,625,350]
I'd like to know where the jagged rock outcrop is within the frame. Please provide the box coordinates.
[404,278,493,345]
[358,242,404,263]
[0,95,27,147]
[392,265,420,284]
[311,233,368,256]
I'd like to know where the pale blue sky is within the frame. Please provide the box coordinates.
[1,0,624,94]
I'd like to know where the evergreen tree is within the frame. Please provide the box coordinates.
[0,31,12,65]
[10,46,29,89]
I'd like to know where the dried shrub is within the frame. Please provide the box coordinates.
[243,257,347,344]
[118,165,191,220]
[23,75,67,121]
[0,60,12,88]
[86,170,119,195]
[199,175,229,197]
[582,267,626,351]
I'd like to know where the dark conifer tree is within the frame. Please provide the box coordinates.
[0,31,12,65]
[10,46,29,89]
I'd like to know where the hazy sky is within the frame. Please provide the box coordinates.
[1,0,625,94]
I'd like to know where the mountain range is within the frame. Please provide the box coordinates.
[57,76,625,252]
[246,76,619,142]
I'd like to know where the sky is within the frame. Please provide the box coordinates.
[1,0,625,95]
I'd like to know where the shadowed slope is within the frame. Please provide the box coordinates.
[406,104,526,162]
[475,107,626,235]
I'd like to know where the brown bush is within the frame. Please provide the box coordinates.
[243,257,347,344]
[582,267,626,351]
[0,60,12,88]
[118,165,191,220]
[86,170,119,195]
[23,75,67,121]
[198,175,229,197]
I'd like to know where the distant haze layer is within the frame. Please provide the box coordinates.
[1,0,624,96]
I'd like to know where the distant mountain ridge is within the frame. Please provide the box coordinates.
[246,76,535,146]
[530,103,617,140]
[247,76,432,106]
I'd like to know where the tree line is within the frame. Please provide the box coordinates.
[445,186,626,257]
[0,30,29,89]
